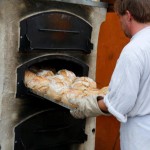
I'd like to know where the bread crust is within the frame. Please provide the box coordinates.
[36,69,54,80]
[24,69,108,109]
[71,77,97,90]
[61,88,86,108]
[57,69,76,83]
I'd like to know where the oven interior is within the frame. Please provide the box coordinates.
[14,109,87,150]
[16,55,89,98]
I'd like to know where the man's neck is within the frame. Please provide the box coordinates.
[131,21,150,36]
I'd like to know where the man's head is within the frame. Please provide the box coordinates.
[114,0,150,38]
[114,0,150,23]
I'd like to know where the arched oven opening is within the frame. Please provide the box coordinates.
[16,54,89,98]
[14,109,87,150]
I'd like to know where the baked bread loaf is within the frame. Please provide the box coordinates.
[83,87,108,97]
[24,69,105,109]
[24,71,50,95]
[51,74,72,86]
[98,86,109,95]
[36,69,54,80]
[61,88,86,108]
[71,77,97,90]
[24,70,37,85]
[57,69,76,83]
[45,75,70,101]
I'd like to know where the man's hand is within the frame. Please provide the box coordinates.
[69,95,110,119]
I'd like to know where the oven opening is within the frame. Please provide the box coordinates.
[14,109,87,150]
[16,55,89,98]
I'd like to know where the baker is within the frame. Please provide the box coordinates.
[69,0,150,150]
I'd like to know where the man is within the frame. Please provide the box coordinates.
[69,0,150,149]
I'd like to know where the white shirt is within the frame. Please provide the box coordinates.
[104,26,150,150]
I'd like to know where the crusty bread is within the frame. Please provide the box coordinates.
[61,88,86,108]
[24,69,106,108]
[24,71,71,102]
[50,75,72,86]
[46,85,67,102]
[84,86,109,97]
[98,86,109,95]
[24,70,37,86]
[25,74,50,95]
[74,77,97,88]
[57,69,76,83]
[36,69,54,80]
[45,75,70,101]
[71,77,97,90]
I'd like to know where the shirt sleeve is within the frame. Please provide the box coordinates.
[103,48,142,122]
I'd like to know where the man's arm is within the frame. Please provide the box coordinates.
[69,95,110,119]
[98,99,109,113]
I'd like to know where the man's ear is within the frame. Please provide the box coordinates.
[126,10,132,22]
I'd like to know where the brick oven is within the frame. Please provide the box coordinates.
[0,0,107,149]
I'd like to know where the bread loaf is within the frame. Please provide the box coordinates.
[25,72,50,95]
[45,75,70,101]
[84,86,108,97]
[71,77,97,90]
[36,69,54,80]
[61,88,85,108]
[24,70,37,86]
[52,75,72,86]
[98,86,109,95]
[24,69,105,109]
[57,69,76,83]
